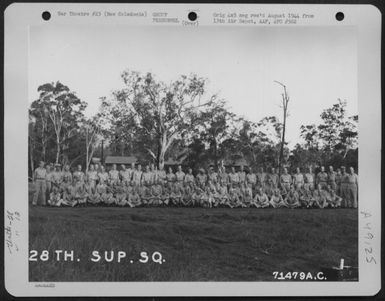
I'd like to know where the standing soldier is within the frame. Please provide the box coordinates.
[51,164,63,187]
[45,164,54,196]
[328,166,337,191]
[87,164,98,189]
[218,166,228,187]
[166,167,176,184]
[142,165,154,187]
[228,167,240,187]
[157,165,167,184]
[184,168,195,185]
[280,167,292,191]
[267,167,279,189]
[256,167,266,189]
[335,168,342,196]
[149,163,156,185]
[246,167,257,194]
[120,164,131,186]
[128,162,136,182]
[208,166,218,184]
[109,164,120,186]
[340,166,348,207]
[293,167,304,189]
[98,165,109,185]
[132,164,143,187]
[304,166,315,190]
[73,165,85,186]
[175,165,185,189]
[316,166,328,189]
[61,164,73,190]
[196,168,207,189]
[346,167,358,208]
[32,161,47,206]
[238,165,246,185]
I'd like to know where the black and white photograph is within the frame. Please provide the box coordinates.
[4,2,382,297]
[27,24,361,282]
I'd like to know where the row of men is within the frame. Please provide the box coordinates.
[32,161,357,208]
[46,179,345,209]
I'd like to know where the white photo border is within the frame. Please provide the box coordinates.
[4,3,382,297]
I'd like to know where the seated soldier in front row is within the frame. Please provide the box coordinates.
[115,184,127,206]
[313,184,327,209]
[242,184,253,207]
[298,186,315,208]
[170,183,182,206]
[323,185,342,208]
[182,182,194,207]
[270,189,288,208]
[102,186,115,206]
[62,183,78,207]
[75,183,88,206]
[161,183,171,206]
[252,187,270,208]
[87,183,100,205]
[151,181,163,206]
[218,184,231,207]
[130,186,142,208]
[285,185,301,209]
[48,185,65,207]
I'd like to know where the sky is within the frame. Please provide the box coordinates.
[29,25,357,146]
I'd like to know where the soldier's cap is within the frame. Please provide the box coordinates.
[55,163,61,167]
[341,166,346,169]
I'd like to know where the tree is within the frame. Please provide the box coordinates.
[274,81,290,175]
[81,117,102,172]
[102,70,218,169]
[299,99,358,167]
[198,101,236,168]
[35,82,87,164]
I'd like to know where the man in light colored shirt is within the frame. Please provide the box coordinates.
[33,161,47,206]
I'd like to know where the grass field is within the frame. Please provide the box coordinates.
[29,203,358,282]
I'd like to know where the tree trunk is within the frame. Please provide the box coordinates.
[86,145,89,172]
[280,116,286,164]
[213,138,218,169]
[55,138,60,164]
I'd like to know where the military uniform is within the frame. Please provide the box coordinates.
[328,171,337,190]
[109,169,120,185]
[87,170,98,188]
[228,172,240,186]
[346,173,358,208]
[238,171,246,184]
[246,173,257,189]
[166,172,176,184]
[184,173,195,184]
[33,167,47,205]
[120,169,132,185]
[293,173,304,189]
[267,173,279,188]
[280,174,292,191]
[132,170,143,186]
[142,171,154,186]
[208,172,218,184]
[196,173,207,188]
[218,170,229,186]
[175,171,185,188]
[98,171,109,185]
[316,171,328,189]
[304,172,314,190]
[256,172,266,188]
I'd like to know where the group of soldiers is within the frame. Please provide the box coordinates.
[32,161,358,209]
